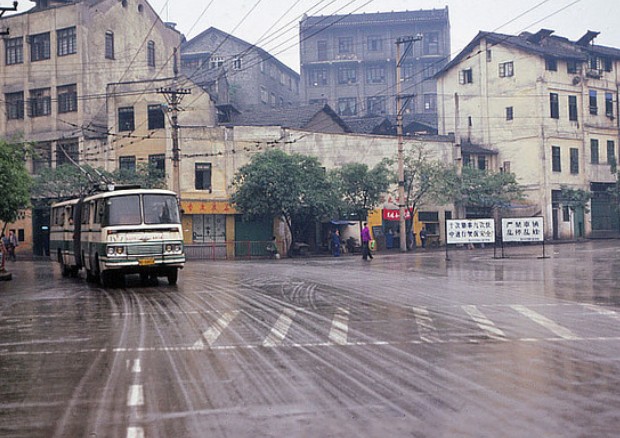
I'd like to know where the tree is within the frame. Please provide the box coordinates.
[560,185,592,213]
[231,149,336,252]
[0,140,33,232]
[452,167,524,212]
[112,162,166,190]
[331,161,391,222]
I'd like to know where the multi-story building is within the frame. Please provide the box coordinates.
[436,29,620,239]
[299,9,450,124]
[180,27,300,117]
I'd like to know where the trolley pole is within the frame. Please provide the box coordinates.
[157,86,191,196]
[395,35,422,252]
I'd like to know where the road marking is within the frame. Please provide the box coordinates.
[263,308,297,347]
[462,305,506,340]
[412,306,442,343]
[583,304,620,321]
[127,427,145,438]
[193,311,240,349]
[329,307,350,345]
[127,385,144,407]
[511,305,579,340]
[132,359,141,373]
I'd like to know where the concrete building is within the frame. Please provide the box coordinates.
[436,29,620,240]
[299,9,450,124]
[180,27,300,118]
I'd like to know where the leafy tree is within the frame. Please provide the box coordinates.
[231,149,336,252]
[452,167,524,211]
[331,161,391,222]
[560,185,592,213]
[0,140,32,232]
[112,162,166,190]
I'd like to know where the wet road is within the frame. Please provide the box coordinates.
[1,241,620,437]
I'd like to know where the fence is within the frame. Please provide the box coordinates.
[184,240,286,260]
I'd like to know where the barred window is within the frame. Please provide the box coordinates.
[28,88,51,117]
[58,84,77,113]
[118,107,135,131]
[5,37,23,65]
[30,32,50,62]
[6,92,24,120]
[57,27,76,56]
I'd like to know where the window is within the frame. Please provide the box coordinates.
[33,142,51,174]
[5,37,23,65]
[550,93,559,119]
[6,92,24,120]
[118,107,135,131]
[423,32,439,55]
[147,104,165,130]
[422,62,438,79]
[338,37,353,54]
[119,156,136,172]
[367,35,382,52]
[337,97,357,116]
[486,50,492,62]
[591,139,599,164]
[30,32,50,62]
[260,86,268,104]
[317,40,327,61]
[366,65,385,84]
[567,60,581,74]
[58,84,77,113]
[605,93,614,118]
[309,98,327,106]
[366,96,386,115]
[589,90,598,115]
[232,56,242,70]
[147,41,155,67]
[28,88,51,117]
[478,156,487,170]
[270,92,276,108]
[570,148,579,174]
[545,58,557,71]
[459,68,473,84]
[195,163,212,191]
[506,106,513,121]
[337,66,357,85]
[402,62,415,80]
[209,56,223,69]
[424,94,436,112]
[608,141,616,164]
[149,154,165,175]
[563,206,570,222]
[552,146,561,172]
[56,142,79,165]
[309,68,328,86]
[569,95,578,121]
[105,31,114,59]
[57,27,76,56]
[499,61,514,77]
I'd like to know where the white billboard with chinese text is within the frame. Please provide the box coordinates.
[501,217,544,242]
[446,219,495,244]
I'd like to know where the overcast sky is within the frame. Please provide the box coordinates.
[16,0,620,72]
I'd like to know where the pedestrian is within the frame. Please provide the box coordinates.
[332,229,341,257]
[361,222,373,261]
[266,236,280,259]
[419,227,428,249]
[7,230,18,261]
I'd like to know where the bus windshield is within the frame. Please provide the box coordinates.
[106,195,141,226]
[144,194,180,225]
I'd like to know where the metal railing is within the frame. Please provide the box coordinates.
[184,240,286,260]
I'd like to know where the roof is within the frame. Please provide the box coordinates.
[231,103,351,133]
[461,142,497,155]
[438,29,620,77]
[300,8,449,29]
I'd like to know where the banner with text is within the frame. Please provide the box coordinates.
[501,217,544,242]
[446,219,495,244]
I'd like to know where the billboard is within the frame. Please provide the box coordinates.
[446,219,495,244]
[501,217,544,242]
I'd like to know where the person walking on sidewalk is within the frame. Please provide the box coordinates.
[7,230,18,262]
[361,223,373,261]
[332,229,341,257]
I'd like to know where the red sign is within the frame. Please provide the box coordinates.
[382,209,413,221]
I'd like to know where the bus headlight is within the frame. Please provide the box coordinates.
[164,243,183,255]
[107,245,127,257]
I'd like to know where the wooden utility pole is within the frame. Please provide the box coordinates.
[395,35,422,252]
[157,86,191,196]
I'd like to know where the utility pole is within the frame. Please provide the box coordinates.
[157,86,191,196]
[396,35,422,252]
[0,2,18,36]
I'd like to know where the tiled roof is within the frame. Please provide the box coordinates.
[461,142,497,155]
[232,104,350,132]
[301,8,449,28]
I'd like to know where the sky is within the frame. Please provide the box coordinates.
[14,0,620,72]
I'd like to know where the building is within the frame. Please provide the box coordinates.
[436,29,620,239]
[299,9,450,124]
[180,27,300,117]
[0,0,184,255]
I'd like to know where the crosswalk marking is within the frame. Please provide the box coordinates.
[329,308,350,345]
[127,385,144,407]
[510,305,579,340]
[462,305,507,340]
[263,308,297,347]
[412,306,442,343]
[193,311,240,349]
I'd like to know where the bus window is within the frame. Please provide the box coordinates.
[94,199,105,224]
[144,195,180,224]
[105,195,141,226]
[81,203,90,225]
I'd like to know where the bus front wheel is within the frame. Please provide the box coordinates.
[167,268,179,285]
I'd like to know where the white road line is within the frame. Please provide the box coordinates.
[583,304,620,321]
[263,308,297,347]
[462,305,507,340]
[131,359,141,373]
[127,385,144,407]
[127,427,145,438]
[193,311,240,349]
[329,308,350,345]
[412,306,442,343]
[511,305,579,340]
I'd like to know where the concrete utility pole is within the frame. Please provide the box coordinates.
[395,35,422,252]
[0,1,18,36]
[157,86,191,196]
